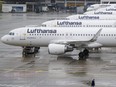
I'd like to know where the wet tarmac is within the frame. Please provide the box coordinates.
[0,12,116,87]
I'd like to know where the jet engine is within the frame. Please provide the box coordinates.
[48,44,73,55]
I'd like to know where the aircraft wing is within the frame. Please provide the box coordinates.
[50,29,103,48]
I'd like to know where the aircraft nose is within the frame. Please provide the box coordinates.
[1,35,8,44]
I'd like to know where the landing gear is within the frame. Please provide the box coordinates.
[78,52,85,59]
[34,47,40,53]
[78,48,89,60]
[83,48,89,57]
[22,47,40,57]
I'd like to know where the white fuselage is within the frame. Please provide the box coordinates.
[87,4,114,11]
[85,5,116,15]
[1,27,116,48]
[84,11,116,15]
[41,20,116,27]
[66,14,116,20]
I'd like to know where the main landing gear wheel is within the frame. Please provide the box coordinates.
[34,47,40,53]
[22,47,40,57]
[78,49,89,60]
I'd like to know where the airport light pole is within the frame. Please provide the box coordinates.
[84,0,87,6]
[75,0,76,7]
[74,0,77,13]
[64,0,67,12]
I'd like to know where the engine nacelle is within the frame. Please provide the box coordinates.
[48,44,73,55]
[87,42,102,48]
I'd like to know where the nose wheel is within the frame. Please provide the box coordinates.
[78,48,89,60]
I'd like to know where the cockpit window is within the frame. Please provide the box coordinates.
[41,25,46,27]
[90,6,94,8]
[9,32,15,35]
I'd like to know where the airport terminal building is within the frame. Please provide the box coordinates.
[1,0,116,13]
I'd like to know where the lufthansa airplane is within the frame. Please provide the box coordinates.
[66,14,116,20]
[1,27,116,59]
[87,4,116,11]
[84,5,116,15]
[84,4,116,15]
[41,20,116,27]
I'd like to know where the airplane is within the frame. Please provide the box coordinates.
[86,4,115,12]
[1,26,116,60]
[84,3,116,15]
[41,20,116,27]
[66,14,116,20]
[84,4,116,15]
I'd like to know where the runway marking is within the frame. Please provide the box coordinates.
[35,70,47,73]
[2,61,39,73]
[2,69,14,73]
[87,72,116,77]
[1,68,48,73]
[0,84,29,87]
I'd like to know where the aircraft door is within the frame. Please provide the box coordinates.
[20,30,26,40]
